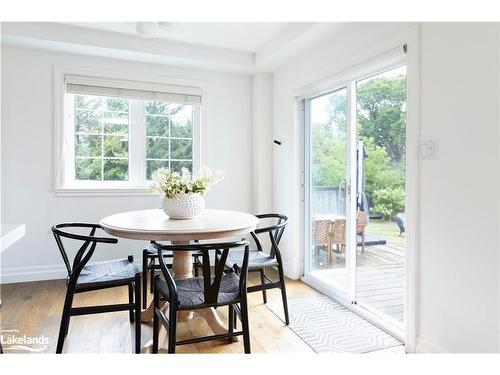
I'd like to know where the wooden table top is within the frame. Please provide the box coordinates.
[100,208,259,241]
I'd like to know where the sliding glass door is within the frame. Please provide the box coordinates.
[307,88,351,294]
[303,63,407,338]
[354,66,407,328]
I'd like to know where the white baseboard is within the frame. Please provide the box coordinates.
[1,262,145,284]
[415,336,448,353]
[1,264,68,284]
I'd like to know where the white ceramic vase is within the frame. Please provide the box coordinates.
[162,192,205,219]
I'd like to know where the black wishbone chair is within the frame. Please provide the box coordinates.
[142,242,203,308]
[152,240,251,354]
[225,214,289,325]
[52,223,141,354]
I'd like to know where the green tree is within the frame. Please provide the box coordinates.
[313,74,406,217]
[357,75,406,163]
[372,187,405,220]
[311,121,346,187]
[363,137,404,199]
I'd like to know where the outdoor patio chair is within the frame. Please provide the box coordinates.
[312,218,333,262]
[394,213,406,236]
[330,211,367,254]
[331,218,346,254]
[357,211,367,252]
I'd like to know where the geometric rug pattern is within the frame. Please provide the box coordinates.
[267,295,403,353]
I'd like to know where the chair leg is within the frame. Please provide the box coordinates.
[228,304,234,343]
[194,255,199,277]
[259,269,267,304]
[240,300,251,354]
[150,261,155,293]
[128,282,135,323]
[168,303,177,354]
[277,263,290,325]
[56,287,75,353]
[233,303,237,330]
[134,274,141,353]
[142,250,148,309]
[152,277,160,354]
[65,314,71,337]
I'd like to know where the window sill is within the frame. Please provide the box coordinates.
[54,187,158,197]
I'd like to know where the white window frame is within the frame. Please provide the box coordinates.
[53,65,206,197]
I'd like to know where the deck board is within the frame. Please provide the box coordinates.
[311,244,405,325]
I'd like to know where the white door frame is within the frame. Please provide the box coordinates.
[298,25,420,352]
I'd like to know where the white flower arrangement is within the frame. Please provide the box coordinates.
[150,166,224,199]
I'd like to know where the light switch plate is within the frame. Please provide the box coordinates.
[420,139,438,160]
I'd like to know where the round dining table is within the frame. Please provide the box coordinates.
[100,208,259,347]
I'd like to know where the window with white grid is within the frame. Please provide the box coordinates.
[61,75,201,190]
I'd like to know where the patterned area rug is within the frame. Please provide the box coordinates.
[267,295,403,353]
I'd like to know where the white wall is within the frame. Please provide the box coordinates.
[251,73,273,213]
[272,23,500,352]
[1,45,252,282]
[418,23,499,353]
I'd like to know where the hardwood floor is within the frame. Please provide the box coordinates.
[0,270,404,354]
[1,271,316,353]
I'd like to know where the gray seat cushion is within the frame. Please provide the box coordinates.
[156,272,241,307]
[77,258,139,288]
[225,249,279,271]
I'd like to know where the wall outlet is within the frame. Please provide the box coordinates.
[419,139,438,160]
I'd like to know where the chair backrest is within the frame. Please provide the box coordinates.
[396,212,406,224]
[252,213,288,260]
[312,219,331,246]
[52,223,118,283]
[331,219,346,245]
[356,211,367,234]
[153,240,250,307]
[394,215,405,232]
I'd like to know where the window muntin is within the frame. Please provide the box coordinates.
[144,102,193,180]
[74,94,130,181]
[65,91,199,188]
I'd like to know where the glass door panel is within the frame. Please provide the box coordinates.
[307,88,350,293]
[354,66,407,328]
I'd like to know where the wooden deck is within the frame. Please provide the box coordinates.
[310,244,405,324]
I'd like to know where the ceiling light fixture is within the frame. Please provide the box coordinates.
[135,22,177,38]
[136,22,157,38]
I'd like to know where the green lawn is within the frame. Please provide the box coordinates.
[365,219,405,249]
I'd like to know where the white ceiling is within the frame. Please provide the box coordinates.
[69,22,289,53]
[2,22,349,74]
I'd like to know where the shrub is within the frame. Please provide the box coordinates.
[372,187,405,220]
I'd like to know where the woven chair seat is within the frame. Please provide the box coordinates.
[76,258,139,288]
[225,249,279,271]
[156,272,241,307]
